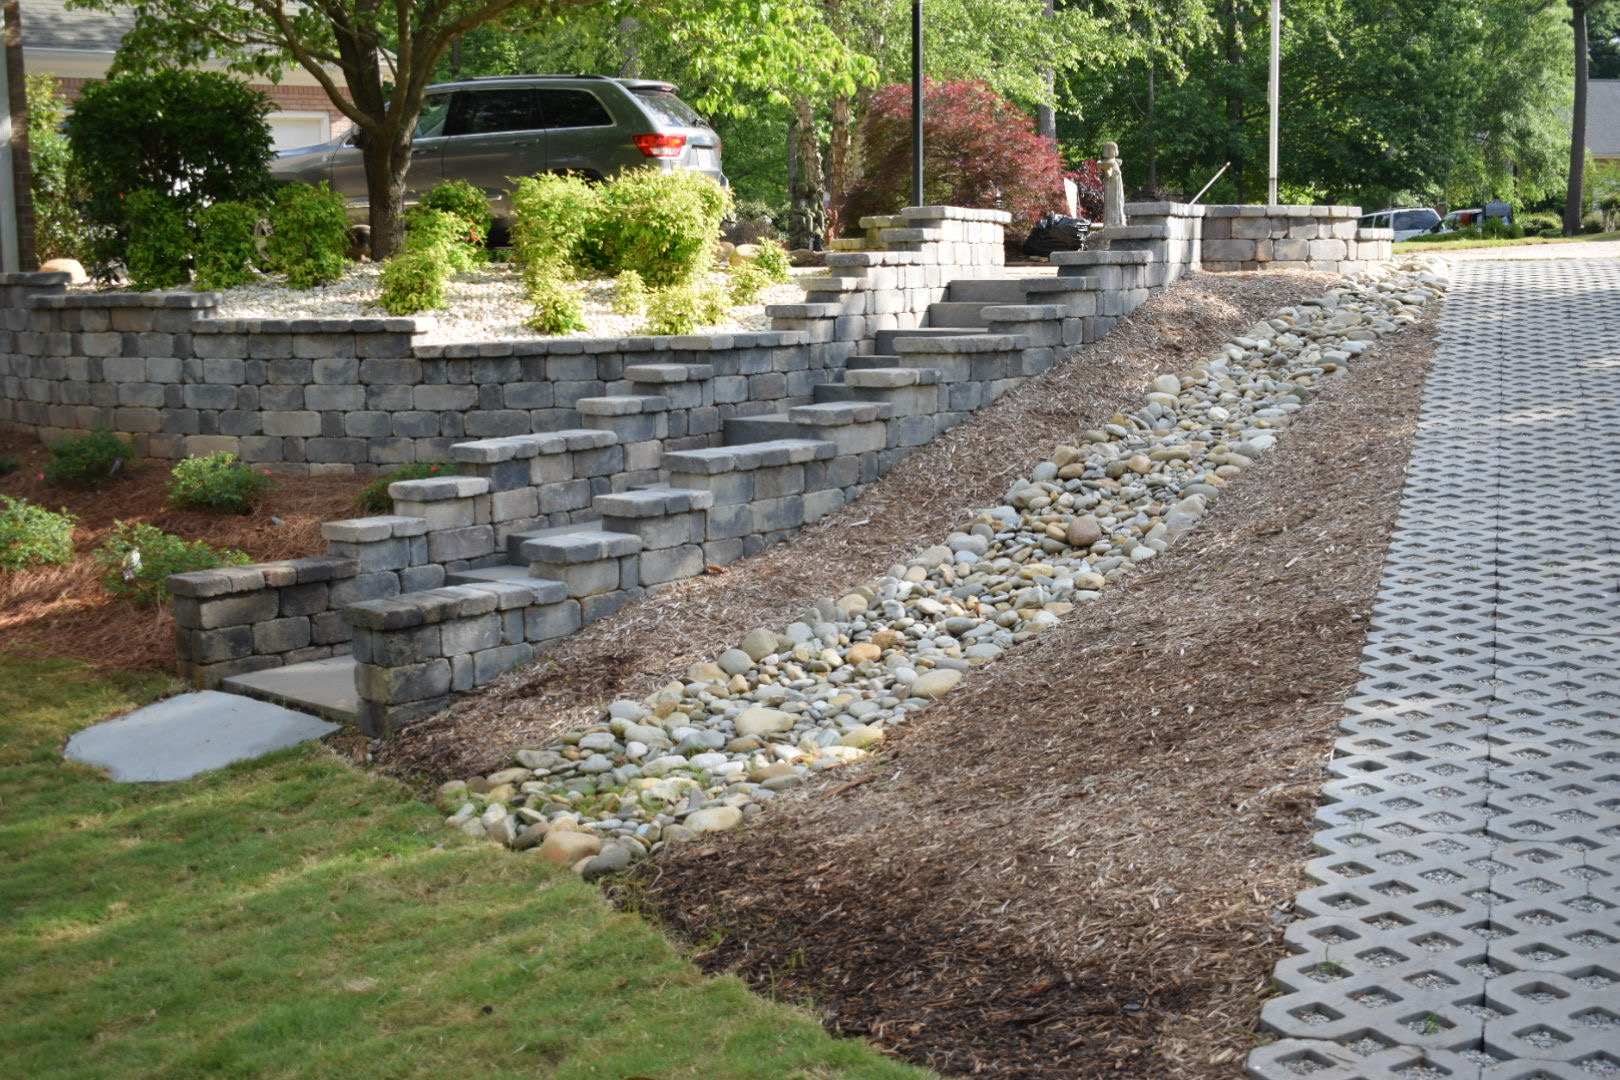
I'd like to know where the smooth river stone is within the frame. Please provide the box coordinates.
[910,669,964,698]
[734,707,795,737]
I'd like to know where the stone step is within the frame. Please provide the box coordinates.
[796,275,872,295]
[1089,224,1172,246]
[576,394,670,417]
[503,521,603,563]
[520,529,643,566]
[875,326,989,354]
[442,565,571,601]
[945,278,1030,303]
[927,301,990,328]
[1050,248,1154,273]
[664,439,836,476]
[843,367,941,389]
[220,656,359,725]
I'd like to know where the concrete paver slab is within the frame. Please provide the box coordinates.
[1248,256,1620,1080]
[219,656,359,724]
[64,690,340,782]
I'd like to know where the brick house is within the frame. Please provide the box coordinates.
[19,0,352,149]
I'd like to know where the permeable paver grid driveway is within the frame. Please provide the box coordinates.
[1247,256,1620,1080]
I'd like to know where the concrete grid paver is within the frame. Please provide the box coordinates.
[1247,256,1620,1080]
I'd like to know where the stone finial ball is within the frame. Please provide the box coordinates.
[1103,141,1119,158]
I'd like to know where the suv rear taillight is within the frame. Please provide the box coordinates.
[633,133,687,158]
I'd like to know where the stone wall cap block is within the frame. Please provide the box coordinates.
[166,565,267,597]
[900,205,1013,224]
[0,271,71,286]
[843,367,924,388]
[559,428,618,451]
[737,438,837,464]
[878,227,949,243]
[388,476,491,501]
[668,333,733,350]
[1358,228,1395,240]
[344,597,427,630]
[798,276,872,293]
[462,580,543,609]
[1121,200,1202,217]
[660,447,737,475]
[1022,276,1096,293]
[764,302,845,319]
[449,437,520,463]
[288,555,361,582]
[322,518,396,543]
[576,395,670,416]
[593,489,687,517]
[521,530,643,562]
[436,584,501,617]
[1048,249,1153,266]
[623,363,714,383]
[624,485,715,512]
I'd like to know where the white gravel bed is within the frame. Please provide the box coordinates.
[208,263,811,345]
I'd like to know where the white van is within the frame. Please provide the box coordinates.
[1356,207,1442,242]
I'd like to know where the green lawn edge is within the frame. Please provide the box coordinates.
[0,650,932,1080]
[1394,229,1620,253]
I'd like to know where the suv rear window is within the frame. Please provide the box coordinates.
[634,89,708,128]
[538,89,613,129]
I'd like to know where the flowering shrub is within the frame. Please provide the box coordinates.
[837,80,1069,231]
[167,452,274,514]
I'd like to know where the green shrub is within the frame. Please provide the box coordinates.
[0,452,20,476]
[45,427,135,488]
[168,452,273,514]
[644,282,727,335]
[67,69,274,278]
[511,173,602,281]
[402,206,480,271]
[123,190,191,290]
[95,521,251,605]
[192,201,264,291]
[613,269,648,315]
[353,461,457,513]
[378,250,449,315]
[0,495,77,571]
[591,170,730,288]
[421,178,493,245]
[26,73,91,264]
[267,182,350,288]
[1519,212,1561,237]
[750,237,792,284]
[525,270,588,335]
[727,262,771,305]
[1583,214,1604,234]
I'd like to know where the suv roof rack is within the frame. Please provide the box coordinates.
[456,73,613,81]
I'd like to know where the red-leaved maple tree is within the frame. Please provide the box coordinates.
[838,79,1075,232]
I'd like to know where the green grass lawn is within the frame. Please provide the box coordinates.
[0,650,931,1080]
[1395,229,1620,253]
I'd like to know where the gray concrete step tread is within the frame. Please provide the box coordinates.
[64,688,342,782]
[926,301,991,327]
[219,657,359,725]
[443,565,570,600]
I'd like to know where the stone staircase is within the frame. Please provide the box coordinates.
[216,211,1201,732]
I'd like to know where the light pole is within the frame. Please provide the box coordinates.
[912,0,924,207]
[1268,0,1280,205]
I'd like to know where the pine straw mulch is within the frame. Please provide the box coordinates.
[0,432,360,671]
[373,267,1356,782]
[640,318,1435,1079]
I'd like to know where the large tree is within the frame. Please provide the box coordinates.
[74,0,862,257]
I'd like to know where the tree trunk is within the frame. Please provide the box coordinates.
[1566,1,1593,236]
[1224,0,1247,203]
[1147,65,1157,193]
[365,131,411,260]
[789,97,827,249]
[618,18,642,78]
[826,93,854,238]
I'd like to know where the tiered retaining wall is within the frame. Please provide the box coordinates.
[6,200,1393,732]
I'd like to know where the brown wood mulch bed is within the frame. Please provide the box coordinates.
[373,268,1439,1078]
[0,433,359,671]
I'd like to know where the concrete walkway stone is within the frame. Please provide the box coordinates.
[64,690,340,782]
[1249,256,1620,1080]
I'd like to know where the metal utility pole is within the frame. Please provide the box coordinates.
[1267,0,1280,205]
[912,0,924,207]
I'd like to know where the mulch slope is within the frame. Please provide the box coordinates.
[375,269,1353,782]
[0,433,359,671]
[642,320,1437,1079]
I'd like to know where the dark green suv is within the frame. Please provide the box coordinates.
[271,75,725,224]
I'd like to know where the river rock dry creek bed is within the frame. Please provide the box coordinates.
[365,257,1451,1077]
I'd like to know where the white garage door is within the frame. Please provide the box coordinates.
[268,112,330,151]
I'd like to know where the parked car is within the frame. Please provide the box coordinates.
[1356,207,1442,242]
[1429,202,1514,235]
[271,75,726,226]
